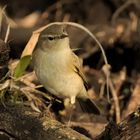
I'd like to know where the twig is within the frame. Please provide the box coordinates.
[0,8,3,33]
[109,79,120,123]
[14,72,36,88]
[45,0,73,13]
[4,24,10,43]
[130,12,138,31]
[111,0,135,24]
[63,14,71,22]
[0,6,7,34]
[0,80,10,91]
[55,0,62,21]
[99,81,105,99]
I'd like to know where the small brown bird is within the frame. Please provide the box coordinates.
[32,24,100,114]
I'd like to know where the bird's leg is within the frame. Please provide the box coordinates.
[67,105,74,127]
[68,96,76,126]
[64,97,75,126]
[70,96,76,104]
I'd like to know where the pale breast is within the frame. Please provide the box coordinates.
[32,48,83,98]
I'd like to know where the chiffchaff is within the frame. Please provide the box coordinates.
[32,24,100,114]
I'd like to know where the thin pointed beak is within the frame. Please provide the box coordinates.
[61,33,68,38]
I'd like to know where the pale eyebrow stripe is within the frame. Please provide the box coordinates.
[41,34,68,39]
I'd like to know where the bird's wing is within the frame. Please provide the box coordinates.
[71,52,101,115]
[72,52,88,90]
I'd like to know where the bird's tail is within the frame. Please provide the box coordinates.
[77,98,100,115]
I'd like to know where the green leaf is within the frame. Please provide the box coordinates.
[14,55,31,78]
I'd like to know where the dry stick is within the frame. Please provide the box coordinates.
[9,75,52,101]
[45,0,73,13]
[0,6,7,33]
[0,9,2,33]
[109,79,120,123]
[10,79,53,110]
[55,0,62,21]
[111,0,134,24]
[19,86,52,101]
[0,6,11,43]
[0,80,10,91]
[62,14,71,22]
[21,89,43,113]
[15,72,36,88]
[99,81,105,99]
[4,24,10,43]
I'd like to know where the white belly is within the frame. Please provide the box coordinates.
[33,48,84,99]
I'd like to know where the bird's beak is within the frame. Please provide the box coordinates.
[61,33,68,39]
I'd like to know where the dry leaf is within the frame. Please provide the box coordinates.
[21,32,40,57]
[21,24,51,57]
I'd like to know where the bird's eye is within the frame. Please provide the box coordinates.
[48,36,54,41]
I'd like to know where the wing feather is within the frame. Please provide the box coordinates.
[71,52,88,90]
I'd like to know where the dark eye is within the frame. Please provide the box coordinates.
[48,37,54,41]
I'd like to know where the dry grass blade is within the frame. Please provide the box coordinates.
[4,24,10,43]
[109,79,120,123]
[111,0,135,24]
[0,6,11,43]
[0,6,6,33]
[0,8,3,33]
[0,80,10,91]
[21,33,40,57]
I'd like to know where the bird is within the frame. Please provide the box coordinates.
[32,24,100,114]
